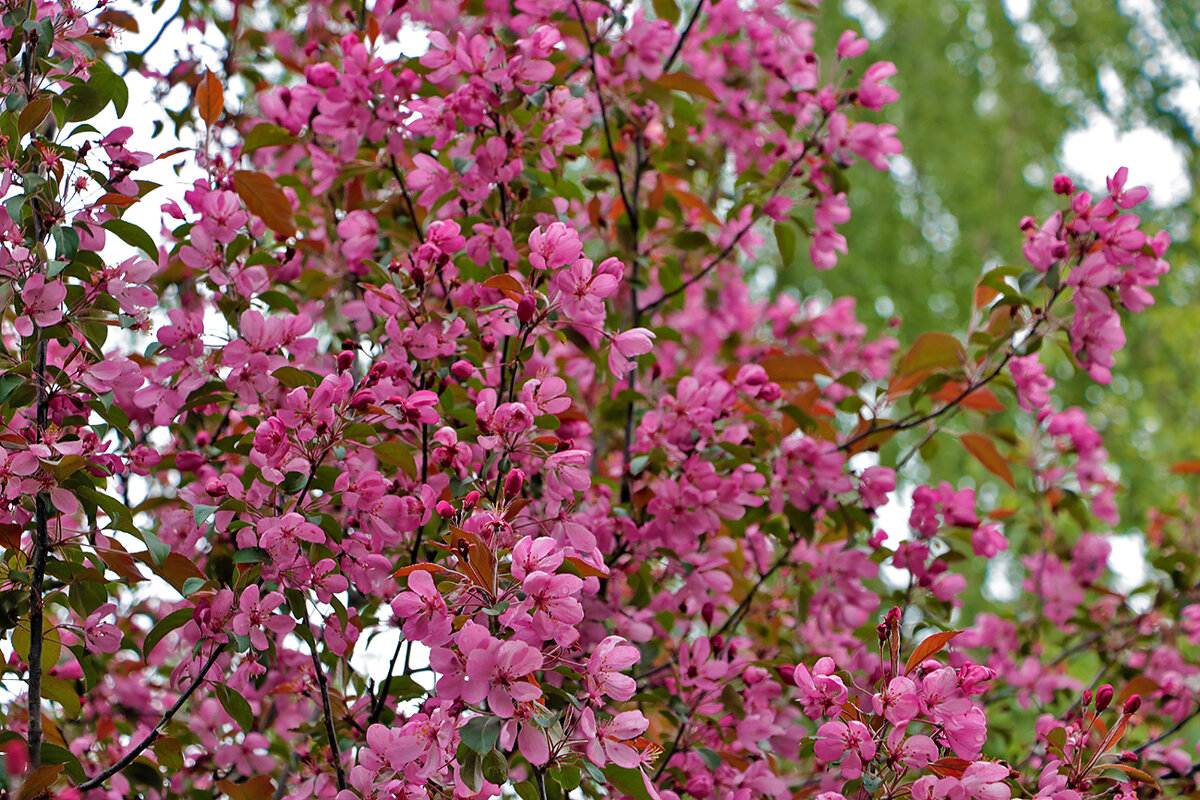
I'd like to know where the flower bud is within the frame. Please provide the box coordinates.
[517,295,537,324]
[194,430,211,448]
[503,468,525,499]
[701,602,715,626]
[337,351,355,372]
[341,339,357,351]
[450,360,475,380]
[462,490,481,511]
[1082,689,1092,707]
[1120,750,1137,763]
[435,501,455,517]
[1052,174,1075,195]
[1095,684,1114,712]
[349,389,374,410]
[481,333,496,352]
[758,382,782,402]
[176,451,205,472]
[204,478,227,498]
[1123,694,1141,715]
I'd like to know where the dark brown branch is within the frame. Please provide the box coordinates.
[77,645,226,791]
[663,0,704,75]
[305,608,348,791]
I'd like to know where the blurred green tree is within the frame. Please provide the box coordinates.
[787,0,1200,524]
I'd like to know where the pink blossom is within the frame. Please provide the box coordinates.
[814,719,876,779]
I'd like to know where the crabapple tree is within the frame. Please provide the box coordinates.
[0,1,1196,800]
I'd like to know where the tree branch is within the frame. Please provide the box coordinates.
[662,0,704,75]
[304,608,347,791]
[77,644,226,792]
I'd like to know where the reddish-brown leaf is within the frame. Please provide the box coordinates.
[215,775,275,800]
[933,381,1006,412]
[94,192,139,208]
[1170,460,1200,475]
[654,71,719,101]
[16,765,63,800]
[900,332,965,377]
[393,563,458,579]
[1099,764,1159,788]
[233,170,297,237]
[904,629,963,674]
[565,556,610,578]
[18,95,53,137]
[927,757,972,778]
[196,70,224,126]
[960,433,1016,489]
[482,274,524,300]
[760,354,827,385]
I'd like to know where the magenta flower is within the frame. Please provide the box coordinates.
[464,638,543,717]
[814,719,876,779]
[390,569,452,646]
[229,585,294,650]
[607,328,656,376]
[83,603,122,653]
[586,636,640,702]
[15,274,66,336]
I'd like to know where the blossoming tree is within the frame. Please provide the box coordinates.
[0,1,1196,800]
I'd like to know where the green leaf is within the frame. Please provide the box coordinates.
[141,530,171,567]
[481,749,509,785]
[243,123,299,152]
[774,220,797,266]
[102,218,157,258]
[89,59,129,116]
[604,766,656,800]
[192,504,219,526]
[216,683,255,733]
[651,0,679,23]
[373,441,417,478]
[459,716,502,754]
[272,366,318,387]
[143,607,195,658]
[233,547,271,564]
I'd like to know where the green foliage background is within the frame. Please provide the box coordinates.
[784,0,1200,524]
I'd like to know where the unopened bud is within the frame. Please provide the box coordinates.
[337,351,355,372]
[1082,689,1092,707]
[1123,694,1141,715]
[462,490,481,511]
[701,602,715,626]
[349,389,374,410]
[194,430,211,448]
[204,478,227,498]
[435,501,456,517]
[1120,750,1137,763]
[758,382,782,402]
[1052,174,1075,195]
[503,468,525,499]
[176,451,205,471]
[481,333,496,352]
[341,339,357,351]
[517,295,536,324]
[411,266,425,290]
[1095,684,1114,712]
[450,360,475,380]
[877,622,888,645]
[710,634,724,652]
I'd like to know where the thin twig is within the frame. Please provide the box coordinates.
[304,608,348,791]
[77,645,226,791]
[572,0,632,217]
[1134,704,1200,755]
[662,0,705,75]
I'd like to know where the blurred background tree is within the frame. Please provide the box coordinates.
[781,0,1200,529]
